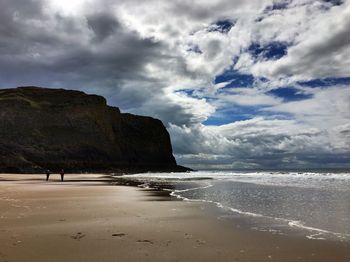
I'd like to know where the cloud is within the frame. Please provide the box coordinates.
[170,116,350,170]
[0,2,161,84]
[216,88,282,107]
[86,12,120,42]
[248,0,350,82]
[265,86,350,127]
[1,0,349,169]
[170,85,350,169]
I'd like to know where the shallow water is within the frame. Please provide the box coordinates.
[121,171,350,241]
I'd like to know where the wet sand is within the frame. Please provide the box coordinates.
[0,174,349,262]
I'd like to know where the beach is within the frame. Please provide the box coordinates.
[0,174,349,262]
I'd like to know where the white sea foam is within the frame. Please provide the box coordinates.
[121,170,350,241]
[288,220,350,240]
[172,183,214,193]
[123,170,350,190]
[171,188,350,241]
[170,190,268,218]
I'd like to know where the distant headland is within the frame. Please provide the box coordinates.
[0,87,190,173]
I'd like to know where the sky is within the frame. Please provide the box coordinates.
[0,0,350,170]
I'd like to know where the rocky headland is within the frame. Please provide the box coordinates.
[0,87,189,173]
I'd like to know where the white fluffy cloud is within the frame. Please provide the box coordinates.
[170,84,350,169]
[249,1,350,82]
[170,116,349,169]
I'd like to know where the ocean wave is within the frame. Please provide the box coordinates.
[288,220,350,240]
[124,171,350,181]
[125,171,350,190]
[171,183,214,193]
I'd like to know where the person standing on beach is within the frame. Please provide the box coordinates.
[45,169,50,181]
[60,169,65,182]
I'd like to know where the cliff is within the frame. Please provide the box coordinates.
[0,87,189,173]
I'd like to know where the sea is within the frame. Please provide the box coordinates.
[120,170,350,241]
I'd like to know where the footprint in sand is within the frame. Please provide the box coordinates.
[196,239,206,245]
[0,251,7,258]
[71,232,85,240]
[184,233,193,239]
[112,233,126,237]
[137,239,153,244]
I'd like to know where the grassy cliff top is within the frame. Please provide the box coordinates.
[0,87,107,108]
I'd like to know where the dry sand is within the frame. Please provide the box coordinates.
[0,174,349,262]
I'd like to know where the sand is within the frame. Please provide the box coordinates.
[0,174,349,262]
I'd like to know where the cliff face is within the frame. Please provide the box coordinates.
[0,87,188,173]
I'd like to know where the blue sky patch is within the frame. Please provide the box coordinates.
[264,1,290,12]
[268,87,313,102]
[214,70,255,88]
[178,89,195,96]
[203,113,251,126]
[203,104,293,126]
[208,19,235,34]
[323,0,344,6]
[203,106,259,125]
[248,41,288,60]
[298,77,350,87]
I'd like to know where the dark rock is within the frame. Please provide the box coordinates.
[0,87,191,173]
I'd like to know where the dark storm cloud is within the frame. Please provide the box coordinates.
[0,0,46,52]
[0,0,162,90]
[0,0,207,127]
[87,12,120,42]
[0,0,44,20]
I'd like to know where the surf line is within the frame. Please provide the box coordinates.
[171,191,350,241]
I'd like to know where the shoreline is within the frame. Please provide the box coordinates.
[114,174,350,242]
[0,174,349,261]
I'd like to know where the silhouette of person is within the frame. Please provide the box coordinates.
[46,169,50,181]
[60,169,65,182]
